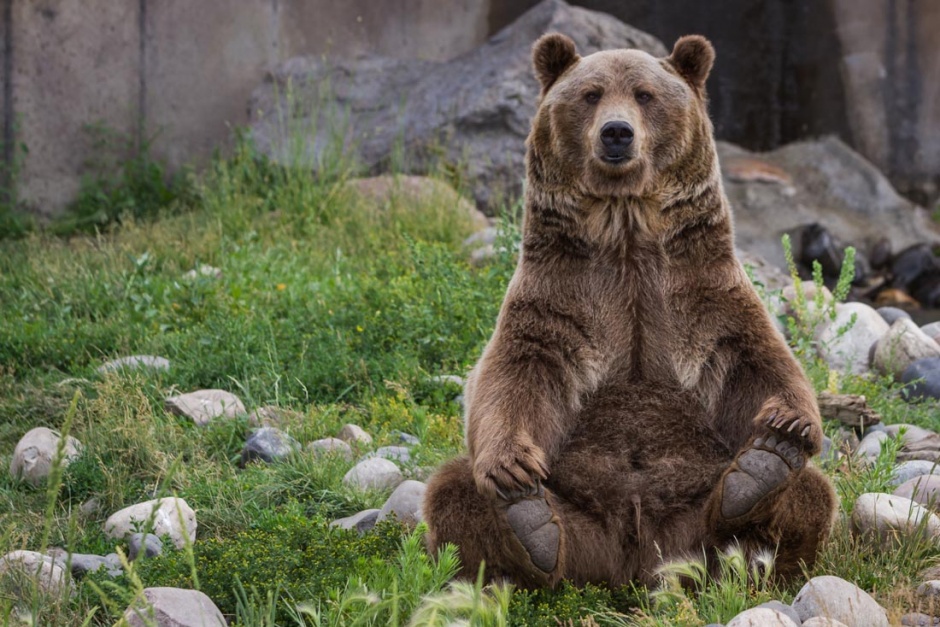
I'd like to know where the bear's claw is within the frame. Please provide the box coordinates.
[504,486,560,574]
[720,435,802,520]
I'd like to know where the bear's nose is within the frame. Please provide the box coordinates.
[600,121,634,148]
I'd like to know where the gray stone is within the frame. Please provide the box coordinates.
[343,458,403,491]
[123,587,225,627]
[726,607,798,627]
[872,318,940,379]
[855,431,889,459]
[902,358,940,401]
[10,427,83,487]
[922,322,940,343]
[241,427,300,465]
[793,575,888,627]
[917,580,940,598]
[330,509,381,534]
[366,446,412,465]
[720,138,940,273]
[884,424,937,444]
[802,619,850,627]
[891,461,940,487]
[165,390,246,426]
[337,424,373,446]
[0,550,71,597]
[98,355,170,374]
[377,480,427,525]
[249,0,667,211]
[80,498,101,516]
[104,498,197,550]
[128,533,163,561]
[902,612,940,626]
[103,553,123,577]
[68,553,110,575]
[307,438,354,461]
[816,302,889,375]
[391,431,420,446]
[894,475,940,511]
[877,307,912,325]
[463,228,498,248]
[754,601,801,626]
[851,492,940,543]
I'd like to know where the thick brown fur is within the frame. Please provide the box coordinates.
[424,33,836,588]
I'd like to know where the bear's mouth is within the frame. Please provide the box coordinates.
[601,155,631,164]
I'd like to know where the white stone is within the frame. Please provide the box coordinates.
[872,318,940,379]
[851,493,940,543]
[343,458,403,491]
[0,550,71,597]
[801,618,850,627]
[336,424,373,445]
[377,480,427,525]
[921,321,940,341]
[104,498,197,549]
[792,575,889,627]
[883,423,936,445]
[165,390,245,426]
[307,437,353,461]
[816,302,889,375]
[330,509,380,533]
[123,587,225,627]
[97,355,170,374]
[855,431,889,459]
[916,580,940,597]
[890,460,940,486]
[9,427,83,487]
[726,607,798,627]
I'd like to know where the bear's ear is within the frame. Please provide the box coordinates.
[532,33,579,94]
[667,35,715,91]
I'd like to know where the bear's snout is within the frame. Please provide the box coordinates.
[599,121,634,162]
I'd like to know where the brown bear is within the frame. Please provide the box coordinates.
[423,33,836,589]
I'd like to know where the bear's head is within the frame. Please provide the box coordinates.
[528,33,716,199]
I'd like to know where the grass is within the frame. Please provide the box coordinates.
[2,137,940,626]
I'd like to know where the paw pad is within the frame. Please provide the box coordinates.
[507,497,559,573]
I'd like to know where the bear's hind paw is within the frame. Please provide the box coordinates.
[506,493,560,574]
[720,435,801,520]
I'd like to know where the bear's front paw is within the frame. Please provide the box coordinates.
[472,436,549,501]
[761,406,821,454]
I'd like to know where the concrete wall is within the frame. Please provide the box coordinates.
[2,0,491,216]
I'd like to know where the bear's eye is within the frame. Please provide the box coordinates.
[635,91,653,105]
[584,91,602,105]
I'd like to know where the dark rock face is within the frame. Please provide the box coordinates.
[902,358,940,402]
[249,0,666,211]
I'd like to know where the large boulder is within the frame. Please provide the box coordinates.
[122,587,225,627]
[0,550,71,598]
[104,498,197,549]
[9,427,83,487]
[248,0,666,211]
[719,138,940,271]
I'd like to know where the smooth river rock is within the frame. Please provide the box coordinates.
[104,498,197,549]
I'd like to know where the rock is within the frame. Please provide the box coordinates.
[391,431,420,446]
[877,306,912,325]
[68,553,115,576]
[0,550,71,597]
[917,580,940,597]
[343,458,403,491]
[876,288,921,309]
[80,498,100,516]
[721,138,940,273]
[902,613,940,626]
[165,390,246,426]
[247,405,303,428]
[128,533,163,561]
[754,601,802,626]
[851,492,940,543]
[9,427,83,487]
[872,318,940,379]
[463,227,498,248]
[337,424,373,445]
[331,509,381,534]
[797,223,866,283]
[817,392,881,428]
[922,322,940,343]
[249,0,667,211]
[183,264,222,280]
[792,575,889,627]
[855,431,889,459]
[902,358,940,401]
[894,475,940,510]
[366,446,412,465]
[802,619,850,627]
[98,355,170,374]
[892,461,940,486]
[123,587,225,627]
[892,244,939,292]
[782,283,833,318]
[726,607,798,627]
[816,303,889,375]
[307,438,354,461]
[429,374,466,388]
[241,427,299,465]
[883,423,937,445]
[377,480,427,525]
[739,249,793,293]
[104,498,197,549]
[345,175,488,231]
